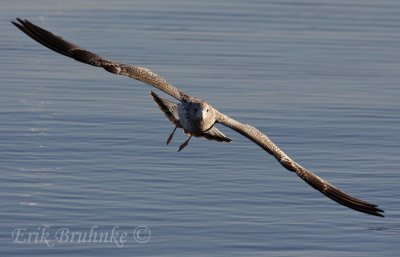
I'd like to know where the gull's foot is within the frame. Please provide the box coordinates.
[178,136,192,152]
[167,126,178,145]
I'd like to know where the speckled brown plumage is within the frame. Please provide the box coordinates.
[12,18,384,217]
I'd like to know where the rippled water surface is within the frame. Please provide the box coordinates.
[1,0,400,256]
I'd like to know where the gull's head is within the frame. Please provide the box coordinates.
[186,101,216,132]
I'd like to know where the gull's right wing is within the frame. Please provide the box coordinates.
[12,18,186,101]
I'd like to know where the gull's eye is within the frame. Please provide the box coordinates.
[206,109,209,112]
[193,108,197,113]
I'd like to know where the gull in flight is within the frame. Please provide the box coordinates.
[12,18,384,217]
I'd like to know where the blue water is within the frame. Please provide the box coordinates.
[1,0,399,256]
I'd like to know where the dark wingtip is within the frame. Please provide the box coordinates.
[373,207,385,217]
[324,183,385,218]
[293,165,386,217]
[12,17,25,26]
[11,18,22,28]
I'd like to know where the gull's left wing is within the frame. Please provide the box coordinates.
[12,18,186,101]
[216,111,384,217]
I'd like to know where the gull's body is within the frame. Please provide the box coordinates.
[150,92,231,151]
[12,18,384,217]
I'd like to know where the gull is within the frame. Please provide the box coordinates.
[12,18,384,217]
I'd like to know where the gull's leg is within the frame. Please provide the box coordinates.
[167,126,178,145]
[178,135,192,152]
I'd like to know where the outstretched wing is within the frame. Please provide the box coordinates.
[216,111,384,217]
[12,18,186,101]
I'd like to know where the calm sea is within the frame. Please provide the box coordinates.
[1,0,399,256]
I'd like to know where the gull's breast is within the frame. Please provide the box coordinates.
[178,103,200,133]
